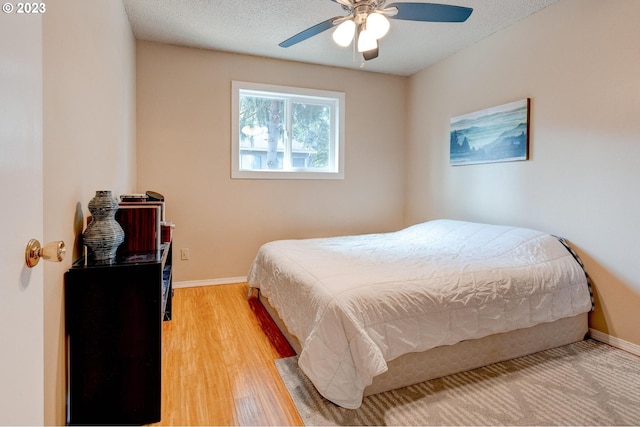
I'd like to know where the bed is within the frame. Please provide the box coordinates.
[247,219,593,409]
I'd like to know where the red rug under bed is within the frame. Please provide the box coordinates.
[248,296,296,358]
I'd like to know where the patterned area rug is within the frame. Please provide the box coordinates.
[275,339,640,426]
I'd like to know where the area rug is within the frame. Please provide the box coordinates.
[275,339,640,425]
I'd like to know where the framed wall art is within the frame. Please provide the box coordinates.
[450,98,530,165]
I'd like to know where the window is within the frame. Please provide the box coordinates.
[231,81,345,179]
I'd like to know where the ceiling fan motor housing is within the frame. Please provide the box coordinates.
[348,0,391,23]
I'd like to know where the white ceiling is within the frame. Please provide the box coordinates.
[122,0,557,76]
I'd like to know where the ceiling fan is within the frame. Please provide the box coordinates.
[279,1,472,61]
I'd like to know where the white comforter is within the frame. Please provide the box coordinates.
[247,220,592,408]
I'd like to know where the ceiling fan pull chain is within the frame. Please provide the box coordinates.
[352,31,357,62]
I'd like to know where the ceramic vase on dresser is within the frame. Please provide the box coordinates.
[82,190,125,263]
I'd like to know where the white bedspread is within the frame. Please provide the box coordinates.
[247,220,592,408]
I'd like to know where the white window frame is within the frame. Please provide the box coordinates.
[231,81,345,179]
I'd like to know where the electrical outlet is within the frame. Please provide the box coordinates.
[180,248,189,260]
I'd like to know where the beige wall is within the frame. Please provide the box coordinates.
[42,1,136,424]
[405,0,640,345]
[136,42,406,282]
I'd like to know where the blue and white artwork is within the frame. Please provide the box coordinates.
[450,98,529,165]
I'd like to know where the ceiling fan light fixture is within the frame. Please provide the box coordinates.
[357,29,377,53]
[366,12,390,39]
[332,19,356,47]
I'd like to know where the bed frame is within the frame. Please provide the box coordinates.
[257,291,588,397]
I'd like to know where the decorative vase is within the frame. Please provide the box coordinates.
[82,190,125,263]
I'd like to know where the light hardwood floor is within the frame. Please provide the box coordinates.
[151,283,303,426]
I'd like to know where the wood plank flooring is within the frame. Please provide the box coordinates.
[151,283,303,426]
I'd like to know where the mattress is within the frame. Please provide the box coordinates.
[247,219,593,408]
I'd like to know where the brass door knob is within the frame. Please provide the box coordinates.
[25,239,66,268]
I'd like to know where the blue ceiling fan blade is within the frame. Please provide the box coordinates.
[279,17,342,48]
[387,2,473,22]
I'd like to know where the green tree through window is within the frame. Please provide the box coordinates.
[233,81,344,179]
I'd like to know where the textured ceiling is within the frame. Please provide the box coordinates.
[122,0,557,76]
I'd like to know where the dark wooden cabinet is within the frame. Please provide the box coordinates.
[65,242,172,425]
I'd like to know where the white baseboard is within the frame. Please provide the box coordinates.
[589,328,640,357]
[173,276,247,289]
